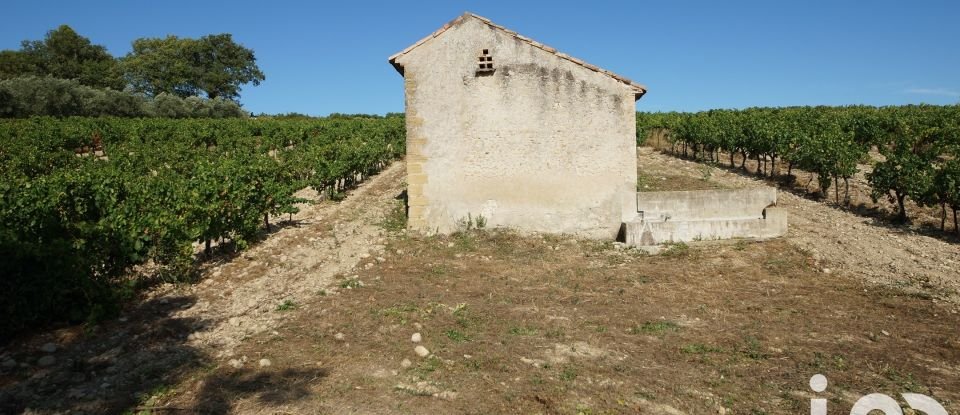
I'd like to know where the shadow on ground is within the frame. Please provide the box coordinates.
[187,367,328,414]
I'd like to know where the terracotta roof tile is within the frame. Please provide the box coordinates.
[389,12,647,98]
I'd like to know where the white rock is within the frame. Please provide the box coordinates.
[447,242,455,248]
[414,346,430,357]
[437,390,458,400]
[258,358,271,367]
[228,359,244,369]
[396,250,404,255]
[411,333,422,343]
[229,317,241,326]
[37,356,56,367]
[400,358,412,368]
[334,332,346,341]
[413,323,423,330]
[881,330,890,336]
[39,343,57,353]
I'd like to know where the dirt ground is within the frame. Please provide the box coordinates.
[637,147,960,304]
[1,152,959,415]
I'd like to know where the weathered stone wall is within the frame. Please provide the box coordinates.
[395,17,637,238]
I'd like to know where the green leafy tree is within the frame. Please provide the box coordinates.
[0,76,245,118]
[190,34,266,100]
[122,36,197,97]
[0,25,124,89]
[122,34,264,101]
[0,50,42,79]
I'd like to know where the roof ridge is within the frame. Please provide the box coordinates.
[389,13,647,97]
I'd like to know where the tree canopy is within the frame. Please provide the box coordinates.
[0,25,124,90]
[122,34,265,100]
[0,25,265,111]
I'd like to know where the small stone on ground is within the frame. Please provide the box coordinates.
[37,356,56,367]
[414,345,430,357]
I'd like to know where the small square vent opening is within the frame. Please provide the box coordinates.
[477,49,494,73]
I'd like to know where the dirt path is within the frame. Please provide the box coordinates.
[166,160,405,357]
[0,161,406,414]
[637,147,960,303]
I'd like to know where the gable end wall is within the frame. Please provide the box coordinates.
[396,17,637,238]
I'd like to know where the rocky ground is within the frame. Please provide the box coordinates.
[636,147,960,304]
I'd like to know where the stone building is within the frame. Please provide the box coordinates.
[389,13,787,245]
[389,13,646,238]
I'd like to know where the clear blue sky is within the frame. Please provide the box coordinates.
[3,1,959,115]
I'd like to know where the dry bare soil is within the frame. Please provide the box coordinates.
[1,152,959,415]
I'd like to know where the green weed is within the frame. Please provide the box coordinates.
[630,321,680,335]
[660,241,690,257]
[681,343,722,354]
[380,200,407,233]
[445,329,470,343]
[508,326,538,336]
[275,299,298,311]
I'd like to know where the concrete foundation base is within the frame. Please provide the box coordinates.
[624,187,787,247]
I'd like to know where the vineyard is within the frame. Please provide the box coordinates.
[3,107,959,343]
[637,105,960,231]
[0,116,404,338]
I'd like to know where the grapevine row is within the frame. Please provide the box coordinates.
[0,116,405,338]
[636,105,960,231]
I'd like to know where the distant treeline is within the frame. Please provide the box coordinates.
[0,25,264,118]
[636,105,960,233]
[0,76,246,118]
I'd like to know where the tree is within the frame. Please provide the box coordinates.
[122,34,264,101]
[0,25,124,90]
[0,50,41,79]
[122,36,197,98]
[190,34,266,100]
